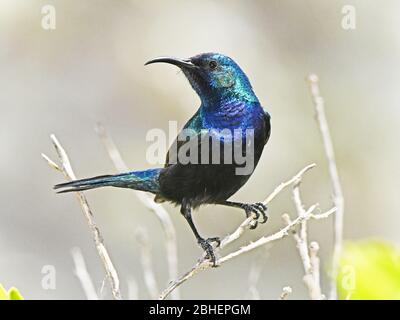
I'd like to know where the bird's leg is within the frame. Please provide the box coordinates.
[180,199,220,266]
[218,200,268,229]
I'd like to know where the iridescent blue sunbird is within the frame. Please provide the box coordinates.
[55,53,271,265]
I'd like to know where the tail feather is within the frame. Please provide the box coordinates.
[54,169,161,194]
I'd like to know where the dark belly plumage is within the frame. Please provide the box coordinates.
[157,132,265,208]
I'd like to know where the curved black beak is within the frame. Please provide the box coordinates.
[145,56,196,69]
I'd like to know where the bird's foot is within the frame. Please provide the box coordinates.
[243,202,268,229]
[207,236,221,248]
[198,237,221,267]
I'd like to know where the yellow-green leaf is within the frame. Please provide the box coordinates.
[0,284,8,300]
[337,240,400,299]
[0,284,24,300]
[8,287,24,300]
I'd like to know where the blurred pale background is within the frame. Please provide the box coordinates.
[0,0,399,299]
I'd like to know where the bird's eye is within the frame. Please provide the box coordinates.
[208,60,218,70]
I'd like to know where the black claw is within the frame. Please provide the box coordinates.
[254,202,268,224]
[260,214,268,224]
[207,236,221,248]
[249,220,258,230]
[255,202,267,212]
[198,238,218,267]
[244,202,268,228]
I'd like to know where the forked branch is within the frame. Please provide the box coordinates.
[42,135,122,300]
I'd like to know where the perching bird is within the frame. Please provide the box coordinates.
[55,53,271,265]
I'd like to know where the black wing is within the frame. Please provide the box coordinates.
[262,109,271,145]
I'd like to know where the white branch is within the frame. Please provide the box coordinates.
[308,74,344,300]
[281,172,328,300]
[127,276,139,300]
[42,134,122,300]
[220,163,316,248]
[282,214,324,299]
[309,241,322,298]
[245,248,269,299]
[218,205,318,264]
[71,247,99,300]
[96,123,180,300]
[159,164,335,300]
[292,180,311,273]
[135,227,159,299]
[160,204,335,300]
[279,286,292,300]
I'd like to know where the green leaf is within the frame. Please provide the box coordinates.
[0,284,9,300]
[0,284,24,300]
[8,287,24,300]
[337,240,400,299]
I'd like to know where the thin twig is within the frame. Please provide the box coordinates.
[309,241,322,298]
[135,227,159,299]
[308,74,344,300]
[219,163,316,249]
[98,276,108,299]
[127,276,139,300]
[159,164,332,300]
[71,247,99,300]
[42,134,122,300]
[219,205,318,263]
[292,179,311,274]
[279,286,292,300]
[96,123,180,300]
[160,204,334,300]
[282,174,327,300]
[282,215,323,300]
[245,247,269,299]
[157,163,315,299]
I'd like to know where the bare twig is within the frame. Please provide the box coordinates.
[127,276,139,300]
[245,247,269,299]
[291,179,311,274]
[159,164,334,300]
[71,247,99,300]
[246,284,261,300]
[98,276,108,299]
[42,134,122,300]
[219,163,316,248]
[308,74,344,299]
[279,286,292,300]
[308,241,322,298]
[160,204,334,300]
[281,173,328,300]
[219,205,319,263]
[282,214,324,299]
[96,123,180,300]
[135,227,159,299]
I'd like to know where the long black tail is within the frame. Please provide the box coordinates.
[54,168,161,194]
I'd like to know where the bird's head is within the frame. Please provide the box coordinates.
[145,53,259,105]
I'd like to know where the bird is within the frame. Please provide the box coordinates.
[54,53,271,266]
